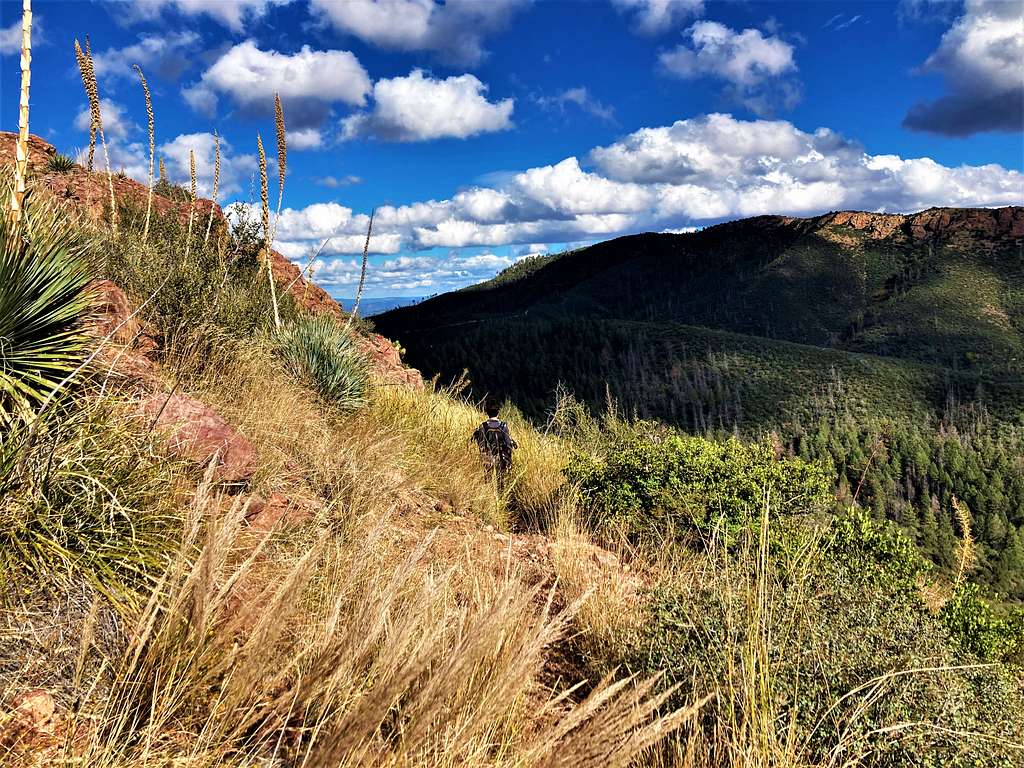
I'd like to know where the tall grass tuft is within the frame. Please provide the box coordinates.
[7,0,31,226]
[275,315,369,409]
[132,63,155,243]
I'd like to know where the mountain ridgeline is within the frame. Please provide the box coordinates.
[377,207,1024,600]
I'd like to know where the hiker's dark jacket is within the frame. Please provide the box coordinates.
[473,417,517,473]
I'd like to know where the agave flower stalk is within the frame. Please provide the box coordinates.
[133,64,155,243]
[346,209,374,330]
[271,93,286,245]
[75,37,116,233]
[184,149,197,261]
[257,133,281,329]
[74,38,96,171]
[8,0,31,226]
[204,131,220,246]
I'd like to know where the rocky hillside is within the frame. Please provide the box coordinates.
[0,131,421,389]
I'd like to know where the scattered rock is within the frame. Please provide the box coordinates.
[87,280,160,385]
[143,392,257,484]
[244,492,314,532]
[0,689,57,750]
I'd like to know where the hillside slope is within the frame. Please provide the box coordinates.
[377,207,1024,420]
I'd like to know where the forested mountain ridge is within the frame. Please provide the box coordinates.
[378,206,1024,378]
[376,207,1024,601]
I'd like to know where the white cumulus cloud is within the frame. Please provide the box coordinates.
[309,0,528,66]
[121,0,293,32]
[183,40,371,130]
[612,0,704,35]
[91,31,200,80]
[342,69,514,142]
[660,21,800,114]
[228,113,1023,294]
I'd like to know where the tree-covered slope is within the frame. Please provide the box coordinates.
[378,207,1024,380]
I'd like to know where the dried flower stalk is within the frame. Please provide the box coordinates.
[133,63,155,242]
[8,0,32,226]
[204,131,220,246]
[257,133,281,329]
[346,209,374,330]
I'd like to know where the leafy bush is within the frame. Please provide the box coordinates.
[566,420,831,543]
[941,583,1024,664]
[0,185,92,420]
[46,153,77,174]
[275,316,369,409]
[152,178,193,202]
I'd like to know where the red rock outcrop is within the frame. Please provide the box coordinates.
[142,392,257,484]
[2,131,423,390]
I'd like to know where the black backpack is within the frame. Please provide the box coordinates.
[476,418,514,471]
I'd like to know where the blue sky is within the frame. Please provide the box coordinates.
[1,0,1022,298]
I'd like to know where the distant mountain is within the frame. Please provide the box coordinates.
[334,296,425,317]
[376,207,1024,427]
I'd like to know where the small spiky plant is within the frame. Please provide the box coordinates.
[346,209,374,330]
[257,133,281,329]
[0,181,92,420]
[132,64,155,242]
[203,131,220,246]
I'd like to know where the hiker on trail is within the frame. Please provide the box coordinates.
[473,399,517,483]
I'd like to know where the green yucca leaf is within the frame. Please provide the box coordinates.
[275,315,370,409]
[0,185,93,420]
[45,153,77,174]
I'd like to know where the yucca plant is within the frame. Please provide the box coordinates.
[45,152,77,174]
[275,315,369,409]
[0,183,92,421]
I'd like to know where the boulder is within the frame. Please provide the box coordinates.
[143,393,256,484]
[0,689,56,749]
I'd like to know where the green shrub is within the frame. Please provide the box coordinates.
[825,507,927,596]
[100,196,296,365]
[275,316,369,409]
[566,421,831,543]
[941,583,1024,664]
[153,178,193,202]
[0,185,92,420]
[46,153,77,174]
